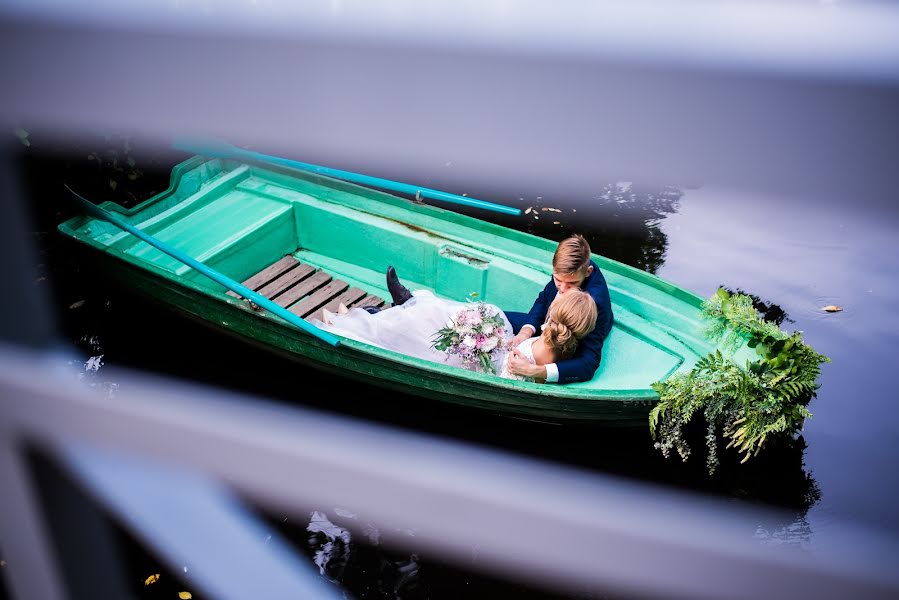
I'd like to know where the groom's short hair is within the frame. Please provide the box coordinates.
[552,235,592,275]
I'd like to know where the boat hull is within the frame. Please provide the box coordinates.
[74,244,655,425]
[58,155,747,424]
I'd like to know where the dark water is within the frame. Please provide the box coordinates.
[13,134,899,598]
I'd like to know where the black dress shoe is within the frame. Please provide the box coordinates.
[386,265,413,306]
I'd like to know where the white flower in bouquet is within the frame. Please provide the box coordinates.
[479,336,499,353]
[431,301,508,375]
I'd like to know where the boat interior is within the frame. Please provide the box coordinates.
[64,156,730,390]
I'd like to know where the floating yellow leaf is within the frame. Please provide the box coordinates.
[822,305,843,313]
[179,592,193,599]
[540,207,549,211]
[144,574,160,586]
[553,221,561,225]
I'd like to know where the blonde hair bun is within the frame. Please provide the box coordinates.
[542,290,598,359]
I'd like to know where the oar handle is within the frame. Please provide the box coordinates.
[66,185,342,347]
[173,139,522,216]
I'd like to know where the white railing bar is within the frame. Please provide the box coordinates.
[1,3,898,207]
[2,344,898,599]
[3,0,899,83]
[0,440,67,600]
[62,442,342,600]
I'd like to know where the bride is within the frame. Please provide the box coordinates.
[311,271,597,382]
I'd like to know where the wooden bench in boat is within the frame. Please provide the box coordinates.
[228,255,387,322]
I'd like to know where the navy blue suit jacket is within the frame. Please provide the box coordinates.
[505,260,613,384]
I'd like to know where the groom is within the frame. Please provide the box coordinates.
[503,234,613,384]
[384,234,613,384]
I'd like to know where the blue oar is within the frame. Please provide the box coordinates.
[172,139,521,216]
[65,185,342,347]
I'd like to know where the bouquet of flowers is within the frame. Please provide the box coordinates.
[431,301,507,374]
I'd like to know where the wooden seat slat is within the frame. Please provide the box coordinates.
[290,279,351,317]
[275,270,332,307]
[256,263,316,300]
[227,255,299,297]
[226,258,390,321]
[352,295,387,309]
[308,287,368,322]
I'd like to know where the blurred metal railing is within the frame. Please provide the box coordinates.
[4,344,899,600]
[2,0,899,207]
[2,2,899,599]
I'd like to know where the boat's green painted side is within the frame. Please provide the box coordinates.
[58,156,748,424]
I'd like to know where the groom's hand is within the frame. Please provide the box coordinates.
[507,329,532,350]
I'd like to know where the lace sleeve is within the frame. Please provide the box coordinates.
[498,340,535,382]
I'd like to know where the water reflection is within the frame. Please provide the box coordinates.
[449,180,683,274]
[722,287,792,327]
[563,182,683,275]
[259,504,594,600]
[306,511,352,582]
[300,510,424,598]
[15,130,187,213]
[755,515,814,551]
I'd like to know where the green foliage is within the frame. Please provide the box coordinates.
[650,288,830,474]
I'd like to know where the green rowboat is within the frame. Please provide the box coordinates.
[58,155,750,425]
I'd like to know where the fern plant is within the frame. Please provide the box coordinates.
[650,288,830,474]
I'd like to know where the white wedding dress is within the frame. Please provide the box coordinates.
[311,290,533,378]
